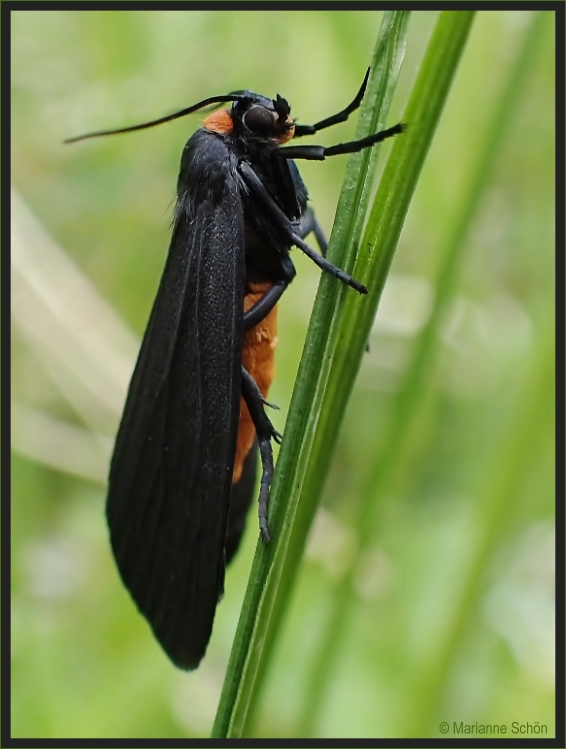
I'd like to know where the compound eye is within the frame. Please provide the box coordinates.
[243,105,276,134]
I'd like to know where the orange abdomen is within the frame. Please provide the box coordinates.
[232,283,278,483]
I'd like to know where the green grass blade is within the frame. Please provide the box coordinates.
[214,9,476,739]
[211,11,410,738]
[290,12,476,552]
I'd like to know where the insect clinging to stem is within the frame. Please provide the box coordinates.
[66,69,405,669]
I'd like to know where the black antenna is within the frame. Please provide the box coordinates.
[64,94,244,144]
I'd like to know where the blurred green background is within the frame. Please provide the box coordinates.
[11,9,555,740]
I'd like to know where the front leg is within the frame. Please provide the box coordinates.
[239,162,366,294]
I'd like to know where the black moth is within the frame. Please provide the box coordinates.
[67,70,404,669]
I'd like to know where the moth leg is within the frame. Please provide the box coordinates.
[298,207,327,257]
[298,213,367,353]
[243,255,296,332]
[293,69,369,138]
[239,163,366,294]
[241,367,281,543]
[278,123,405,162]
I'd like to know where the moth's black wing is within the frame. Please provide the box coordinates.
[106,131,245,670]
[225,441,258,564]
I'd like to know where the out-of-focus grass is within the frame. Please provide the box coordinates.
[297,9,552,738]
[11,9,555,739]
